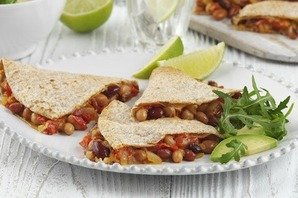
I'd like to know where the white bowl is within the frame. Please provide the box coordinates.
[0,0,66,59]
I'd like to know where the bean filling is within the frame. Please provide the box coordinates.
[80,128,221,165]
[134,84,240,127]
[0,70,139,135]
[194,0,253,20]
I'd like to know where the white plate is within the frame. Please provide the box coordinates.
[1,50,298,175]
[190,15,298,63]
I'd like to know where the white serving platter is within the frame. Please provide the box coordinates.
[0,50,297,175]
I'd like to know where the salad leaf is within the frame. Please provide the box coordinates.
[218,139,248,164]
[214,76,293,140]
[0,0,17,4]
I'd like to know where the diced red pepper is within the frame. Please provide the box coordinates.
[72,115,87,130]
[79,134,92,149]
[44,121,59,135]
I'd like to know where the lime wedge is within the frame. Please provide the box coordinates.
[60,0,113,33]
[158,42,225,79]
[133,36,184,79]
[145,0,179,23]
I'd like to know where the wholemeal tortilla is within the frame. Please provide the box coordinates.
[232,1,298,26]
[98,100,221,150]
[1,59,137,119]
[132,66,237,116]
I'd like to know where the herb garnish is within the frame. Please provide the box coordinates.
[218,139,248,164]
[214,76,293,140]
[0,0,17,4]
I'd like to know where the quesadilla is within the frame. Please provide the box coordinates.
[0,59,139,135]
[80,100,222,164]
[132,66,239,126]
[232,1,298,39]
[194,0,264,20]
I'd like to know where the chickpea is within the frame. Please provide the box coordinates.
[180,109,194,120]
[186,104,198,114]
[205,2,221,14]
[195,111,209,124]
[95,93,109,106]
[31,113,44,125]
[212,9,228,20]
[64,123,75,135]
[135,108,148,121]
[172,149,184,163]
[85,151,95,161]
[164,135,176,146]
[119,85,132,101]
[163,106,176,117]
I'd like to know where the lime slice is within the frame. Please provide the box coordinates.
[158,42,225,79]
[60,0,113,33]
[133,36,184,79]
[145,0,179,23]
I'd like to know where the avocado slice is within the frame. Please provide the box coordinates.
[210,134,277,162]
[238,125,265,135]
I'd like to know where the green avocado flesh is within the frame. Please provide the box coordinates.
[211,134,277,162]
[237,125,265,135]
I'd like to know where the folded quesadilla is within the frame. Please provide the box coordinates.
[132,66,239,126]
[0,59,139,135]
[232,1,298,39]
[80,101,222,164]
[194,0,264,20]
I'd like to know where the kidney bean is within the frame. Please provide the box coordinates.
[163,106,176,117]
[135,108,148,121]
[217,0,231,9]
[195,111,209,124]
[200,140,218,154]
[103,85,120,98]
[206,99,223,118]
[212,9,228,20]
[64,123,75,135]
[197,103,208,112]
[184,149,196,161]
[156,148,172,159]
[207,80,218,87]
[8,102,24,115]
[228,5,240,17]
[92,140,110,159]
[232,92,242,99]
[134,150,147,162]
[22,108,32,121]
[148,107,164,119]
[208,116,219,126]
[73,107,98,123]
[188,143,202,154]
[172,149,184,163]
[180,109,194,120]
[67,115,87,130]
